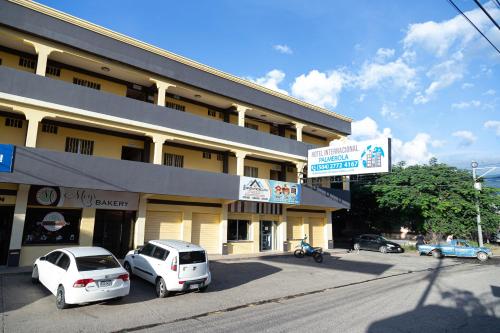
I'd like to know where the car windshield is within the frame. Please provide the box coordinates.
[377,236,388,242]
[179,251,206,265]
[75,255,120,271]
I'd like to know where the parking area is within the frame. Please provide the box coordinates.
[1,251,496,333]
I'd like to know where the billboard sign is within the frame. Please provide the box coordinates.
[308,138,391,178]
[239,177,301,204]
[0,144,15,173]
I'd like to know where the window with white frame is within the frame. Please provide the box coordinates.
[164,153,184,168]
[65,137,94,155]
[244,166,258,178]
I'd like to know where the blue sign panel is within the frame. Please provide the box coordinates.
[239,177,301,204]
[0,144,15,173]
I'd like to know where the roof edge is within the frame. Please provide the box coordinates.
[8,0,352,123]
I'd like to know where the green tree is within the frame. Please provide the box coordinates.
[372,160,500,240]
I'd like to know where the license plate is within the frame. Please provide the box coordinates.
[189,284,199,290]
[99,280,112,288]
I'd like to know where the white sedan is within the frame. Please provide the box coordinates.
[32,247,130,309]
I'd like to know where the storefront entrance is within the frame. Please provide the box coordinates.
[260,220,274,251]
[0,206,14,265]
[93,210,136,258]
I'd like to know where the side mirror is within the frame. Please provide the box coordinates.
[39,256,46,261]
[134,250,139,255]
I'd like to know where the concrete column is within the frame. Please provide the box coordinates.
[219,203,228,253]
[295,161,306,183]
[293,122,305,142]
[150,78,176,107]
[9,184,30,254]
[24,40,62,76]
[182,210,193,243]
[25,114,44,148]
[79,208,96,246]
[325,211,333,249]
[234,151,247,176]
[233,104,250,127]
[133,194,149,248]
[278,206,288,251]
[302,216,309,241]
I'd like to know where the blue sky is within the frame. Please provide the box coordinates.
[38,0,499,169]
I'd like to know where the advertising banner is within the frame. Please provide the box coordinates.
[29,186,139,210]
[308,138,391,178]
[22,208,81,245]
[239,177,301,204]
[0,144,15,173]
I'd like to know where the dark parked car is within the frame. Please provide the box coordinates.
[353,234,404,253]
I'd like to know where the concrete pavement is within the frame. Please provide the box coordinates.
[1,251,498,333]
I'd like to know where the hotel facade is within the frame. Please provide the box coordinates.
[0,0,351,267]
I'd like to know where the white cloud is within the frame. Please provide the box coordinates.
[273,44,293,54]
[375,48,395,61]
[358,94,366,102]
[248,69,289,95]
[451,100,481,109]
[356,58,417,91]
[414,57,464,104]
[290,70,344,108]
[452,130,477,146]
[403,3,500,57]
[380,104,399,119]
[484,120,500,136]
[350,117,436,165]
[483,89,496,96]
[461,82,474,89]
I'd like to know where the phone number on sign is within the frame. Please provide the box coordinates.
[310,160,359,171]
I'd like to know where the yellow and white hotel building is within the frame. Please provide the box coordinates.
[0,0,351,267]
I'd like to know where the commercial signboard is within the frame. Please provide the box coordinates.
[308,138,391,178]
[22,208,81,245]
[28,186,139,210]
[0,144,15,173]
[239,177,301,204]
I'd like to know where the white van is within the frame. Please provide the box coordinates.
[124,240,211,297]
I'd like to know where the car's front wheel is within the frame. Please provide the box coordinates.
[477,251,488,262]
[124,262,132,276]
[431,250,442,259]
[379,246,388,254]
[31,265,39,284]
[56,285,68,310]
[155,277,170,298]
[353,243,360,251]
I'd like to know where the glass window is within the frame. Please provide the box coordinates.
[228,219,249,241]
[65,137,94,155]
[139,243,155,257]
[244,166,259,178]
[179,251,206,265]
[56,254,71,270]
[152,246,169,260]
[75,255,120,271]
[46,251,62,264]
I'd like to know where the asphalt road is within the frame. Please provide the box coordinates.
[1,252,499,333]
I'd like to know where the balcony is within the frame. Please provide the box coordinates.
[0,66,312,158]
[0,146,350,209]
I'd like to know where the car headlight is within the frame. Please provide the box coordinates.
[386,244,394,247]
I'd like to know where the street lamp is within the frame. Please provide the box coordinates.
[471,161,483,247]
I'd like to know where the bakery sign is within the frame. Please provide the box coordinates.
[239,177,301,204]
[29,186,139,210]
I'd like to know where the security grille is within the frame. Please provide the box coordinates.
[217,152,224,161]
[202,151,211,159]
[73,77,101,90]
[5,118,23,128]
[244,166,259,178]
[164,153,184,168]
[41,123,58,134]
[18,56,36,70]
[46,65,61,77]
[208,110,217,117]
[65,137,94,155]
[245,122,258,130]
[165,101,185,112]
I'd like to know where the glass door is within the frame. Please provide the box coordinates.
[260,220,273,251]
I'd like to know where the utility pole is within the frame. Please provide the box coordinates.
[471,161,483,247]
[471,162,499,247]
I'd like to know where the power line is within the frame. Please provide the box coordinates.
[446,0,500,55]
[473,0,500,31]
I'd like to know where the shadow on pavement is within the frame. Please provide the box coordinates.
[206,261,282,292]
[259,253,393,276]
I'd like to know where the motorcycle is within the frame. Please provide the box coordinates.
[294,235,323,263]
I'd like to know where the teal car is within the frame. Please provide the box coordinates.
[418,239,492,261]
